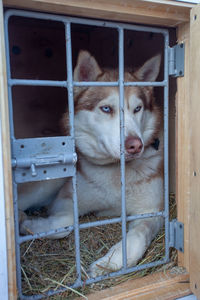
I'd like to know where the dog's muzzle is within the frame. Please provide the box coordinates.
[125,136,143,155]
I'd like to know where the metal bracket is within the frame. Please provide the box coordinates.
[168,43,185,77]
[12,136,77,183]
[169,219,184,252]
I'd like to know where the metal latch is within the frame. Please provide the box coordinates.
[12,136,77,183]
[168,43,185,77]
[169,219,184,252]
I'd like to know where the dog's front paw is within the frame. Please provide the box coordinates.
[89,257,116,278]
[20,219,34,235]
[89,243,122,277]
[18,210,28,224]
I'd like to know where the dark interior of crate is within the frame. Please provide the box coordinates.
[8,16,167,138]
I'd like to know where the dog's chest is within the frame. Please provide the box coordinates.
[76,154,163,216]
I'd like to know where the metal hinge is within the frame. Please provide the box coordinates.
[12,136,77,183]
[168,43,185,77]
[169,219,184,252]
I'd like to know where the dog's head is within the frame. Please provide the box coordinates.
[63,50,162,165]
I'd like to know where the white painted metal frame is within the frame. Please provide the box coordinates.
[4,8,170,300]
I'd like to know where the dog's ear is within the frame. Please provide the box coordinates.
[74,50,102,81]
[135,54,161,82]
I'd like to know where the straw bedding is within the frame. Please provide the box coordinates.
[20,193,177,299]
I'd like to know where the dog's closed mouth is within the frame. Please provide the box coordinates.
[125,152,143,161]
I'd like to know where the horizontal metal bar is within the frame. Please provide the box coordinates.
[73,81,118,87]
[19,226,74,243]
[9,78,167,88]
[83,258,168,286]
[5,9,169,36]
[124,81,167,87]
[74,81,166,87]
[19,211,165,243]
[8,79,67,88]
[127,211,165,221]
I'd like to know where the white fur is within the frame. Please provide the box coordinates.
[19,52,163,277]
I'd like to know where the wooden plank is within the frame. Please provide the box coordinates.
[0,2,17,300]
[86,270,190,300]
[176,22,190,272]
[3,0,193,27]
[189,4,200,298]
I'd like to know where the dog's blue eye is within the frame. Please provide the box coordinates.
[100,106,112,114]
[134,106,142,113]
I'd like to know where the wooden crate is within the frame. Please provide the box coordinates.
[0,0,199,299]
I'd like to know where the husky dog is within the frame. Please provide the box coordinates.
[20,50,163,277]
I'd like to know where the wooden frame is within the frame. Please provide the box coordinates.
[2,0,194,27]
[0,2,16,300]
[189,4,200,298]
[1,0,199,299]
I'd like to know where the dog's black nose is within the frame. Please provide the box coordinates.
[125,136,143,154]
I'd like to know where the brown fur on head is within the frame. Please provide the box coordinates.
[73,51,161,111]
[61,50,161,137]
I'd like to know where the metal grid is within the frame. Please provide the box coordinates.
[4,9,169,300]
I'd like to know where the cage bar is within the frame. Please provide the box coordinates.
[4,8,170,299]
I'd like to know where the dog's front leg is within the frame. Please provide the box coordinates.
[20,197,74,239]
[89,217,163,277]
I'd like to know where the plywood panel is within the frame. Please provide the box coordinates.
[176,22,190,271]
[189,4,200,298]
[3,0,193,27]
[0,1,17,299]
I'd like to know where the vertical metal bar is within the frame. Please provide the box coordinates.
[164,32,170,261]
[12,183,22,295]
[4,15,15,138]
[118,27,127,269]
[65,22,82,284]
